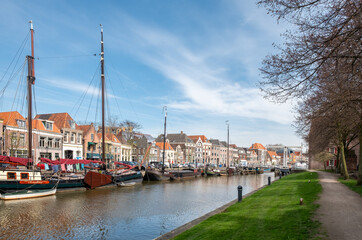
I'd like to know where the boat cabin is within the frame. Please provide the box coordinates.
[0,169,42,181]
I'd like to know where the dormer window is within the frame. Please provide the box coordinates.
[16,119,26,128]
[42,121,53,131]
[69,120,76,129]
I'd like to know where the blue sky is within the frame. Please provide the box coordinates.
[0,0,303,148]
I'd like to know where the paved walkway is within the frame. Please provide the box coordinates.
[315,171,362,240]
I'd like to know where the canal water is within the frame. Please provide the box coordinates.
[0,173,274,239]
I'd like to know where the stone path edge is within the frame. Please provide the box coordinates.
[154,178,277,240]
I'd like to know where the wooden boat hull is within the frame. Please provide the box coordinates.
[170,170,201,180]
[0,189,56,200]
[113,171,143,184]
[84,171,113,189]
[0,179,84,192]
[206,171,216,176]
[143,169,172,181]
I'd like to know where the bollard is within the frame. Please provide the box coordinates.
[268,176,271,185]
[279,172,282,179]
[238,185,243,202]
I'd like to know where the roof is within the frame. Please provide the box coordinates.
[0,111,26,127]
[250,143,266,150]
[32,119,61,133]
[229,144,237,148]
[188,135,209,143]
[77,124,92,133]
[97,133,121,143]
[155,142,174,151]
[35,112,78,130]
[267,151,278,158]
[209,139,220,145]
[135,137,148,149]
[155,132,193,144]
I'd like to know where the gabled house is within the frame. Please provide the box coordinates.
[188,135,212,164]
[35,113,83,159]
[32,118,63,161]
[209,139,221,165]
[155,140,175,166]
[267,150,280,165]
[78,123,100,160]
[250,143,269,166]
[0,111,28,158]
[156,131,195,163]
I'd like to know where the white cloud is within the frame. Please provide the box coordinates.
[108,14,293,125]
[40,77,119,99]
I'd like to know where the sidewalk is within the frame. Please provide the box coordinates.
[315,171,362,240]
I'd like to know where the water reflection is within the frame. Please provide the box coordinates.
[0,173,274,239]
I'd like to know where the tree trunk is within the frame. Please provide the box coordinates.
[340,139,349,180]
[336,146,341,173]
[357,125,362,185]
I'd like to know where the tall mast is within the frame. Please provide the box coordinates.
[226,120,229,168]
[27,20,35,161]
[100,24,106,165]
[162,106,167,173]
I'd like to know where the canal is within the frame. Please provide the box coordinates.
[0,173,275,239]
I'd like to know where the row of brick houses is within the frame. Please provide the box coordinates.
[1,111,297,167]
[150,131,286,167]
[0,111,132,163]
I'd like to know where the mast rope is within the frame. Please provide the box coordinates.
[71,62,101,119]
[10,60,26,112]
[105,67,124,121]
[15,60,27,114]
[105,53,141,123]
[0,31,30,85]
[85,64,101,123]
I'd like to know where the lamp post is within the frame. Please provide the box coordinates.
[226,120,229,168]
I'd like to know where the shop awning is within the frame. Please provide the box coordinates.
[88,142,97,147]
[86,153,101,159]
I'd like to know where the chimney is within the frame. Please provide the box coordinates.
[181,131,183,134]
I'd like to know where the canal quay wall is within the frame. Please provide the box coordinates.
[155,177,278,240]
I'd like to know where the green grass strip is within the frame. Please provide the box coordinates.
[173,172,322,240]
[338,178,362,196]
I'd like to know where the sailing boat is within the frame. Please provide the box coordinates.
[0,22,86,194]
[143,107,200,181]
[83,25,142,189]
[0,21,57,200]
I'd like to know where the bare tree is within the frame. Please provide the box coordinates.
[258,0,362,183]
[120,120,142,143]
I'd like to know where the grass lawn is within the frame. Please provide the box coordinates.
[173,172,322,240]
[338,178,362,196]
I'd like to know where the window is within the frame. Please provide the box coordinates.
[91,134,94,141]
[48,138,54,148]
[19,133,25,146]
[55,153,60,159]
[21,173,29,180]
[11,132,17,145]
[16,119,26,128]
[71,133,75,143]
[329,160,335,166]
[55,139,60,148]
[69,120,76,129]
[7,172,16,180]
[46,122,53,130]
[64,132,69,143]
[77,134,82,144]
[39,137,45,147]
